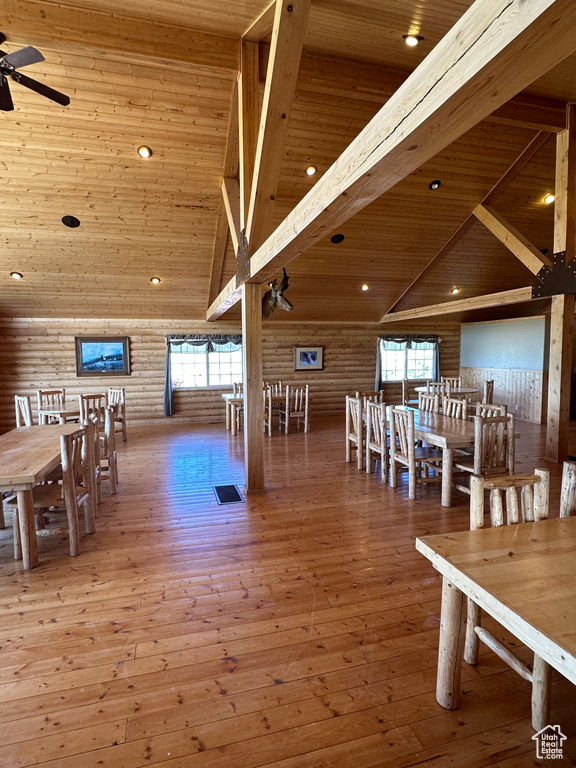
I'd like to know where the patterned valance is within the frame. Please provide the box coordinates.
[166,334,242,352]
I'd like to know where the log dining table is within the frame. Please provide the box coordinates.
[416,517,576,722]
[393,406,476,506]
[37,402,81,425]
[0,424,79,569]
[413,386,478,397]
[222,392,285,436]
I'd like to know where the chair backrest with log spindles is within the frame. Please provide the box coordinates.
[482,379,495,404]
[426,381,450,397]
[418,392,439,413]
[470,470,549,530]
[442,396,468,419]
[441,376,461,389]
[15,395,33,426]
[475,402,507,418]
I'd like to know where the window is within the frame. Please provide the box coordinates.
[378,336,438,382]
[171,340,242,388]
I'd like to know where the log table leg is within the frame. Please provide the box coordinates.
[441,447,453,507]
[436,578,466,709]
[531,654,551,732]
[16,489,38,570]
[225,400,231,431]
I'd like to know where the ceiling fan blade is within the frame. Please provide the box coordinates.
[2,46,45,69]
[0,75,14,111]
[11,71,70,106]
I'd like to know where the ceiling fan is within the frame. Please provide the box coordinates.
[0,44,70,111]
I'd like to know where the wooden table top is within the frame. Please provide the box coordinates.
[37,403,81,417]
[393,406,476,449]
[416,516,576,685]
[222,393,284,404]
[0,424,79,489]
[414,386,478,395]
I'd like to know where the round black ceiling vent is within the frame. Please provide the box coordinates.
[62,215,80,228]
[330,233,345,244]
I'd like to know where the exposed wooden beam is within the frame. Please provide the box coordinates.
[246,0,311,256]
[473,204,552,275]
[208,212,229,307]
[208,82,239,309]
[483,131,552,204]
[380,287,535,323]
[207,276,241,322]
[547,104,576,462]
[222,178,242,255]
[243,1,276,42]
[262,48,567,133]
[238,40,260,235]
[209,0,576,320]
[382,132,551,318]
[3,0,238,72]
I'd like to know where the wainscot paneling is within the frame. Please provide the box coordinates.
[460,366,548,423]
[0,318,460,432]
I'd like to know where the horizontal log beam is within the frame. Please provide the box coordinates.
[381,287,536,323]
[206,276,242,321]
[3,0,238,72]
[208,0,576,319]
[260,48,567,132]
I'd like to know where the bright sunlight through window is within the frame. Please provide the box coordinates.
[171,342,243,388]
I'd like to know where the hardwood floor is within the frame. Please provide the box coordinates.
[1,416,575,767]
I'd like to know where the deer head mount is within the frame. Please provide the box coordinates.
[262,267,293,320]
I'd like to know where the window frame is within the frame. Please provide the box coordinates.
[378,336,438,383]
[170,339,243,390]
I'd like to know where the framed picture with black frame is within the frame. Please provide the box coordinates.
[293,346,324,371]
[75,337,131,376]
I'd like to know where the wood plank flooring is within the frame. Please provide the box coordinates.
[1,416,575,767]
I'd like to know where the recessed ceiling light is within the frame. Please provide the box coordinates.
[10,271,23,280]
[305,164,317,176]
[150,276,161,284]
[403,34,424,47]
[138,145,153,158]
[330,233,345,244]
[361,284,369,291]
[451,287,460,294]
[429,180,441,190]
[544,193,555,204]
[62,215,80,228]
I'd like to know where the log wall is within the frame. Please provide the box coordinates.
[0,317,461,432]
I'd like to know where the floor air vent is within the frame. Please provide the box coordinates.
[213,484,244,504]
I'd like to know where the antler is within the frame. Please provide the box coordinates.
[278,267,289,293]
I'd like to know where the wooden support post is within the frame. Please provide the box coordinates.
[546,104,576,462]
[242,283,265,493]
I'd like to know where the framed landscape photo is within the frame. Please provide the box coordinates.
[75,337,131,376]
[294,346,324,371]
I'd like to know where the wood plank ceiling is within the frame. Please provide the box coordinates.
[0,0,574,321]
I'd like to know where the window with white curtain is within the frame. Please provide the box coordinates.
[171,341,243,388]
[378,337,438,382]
